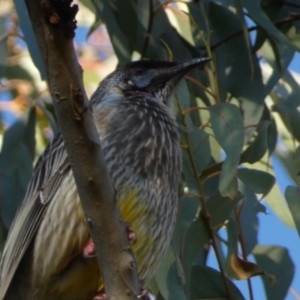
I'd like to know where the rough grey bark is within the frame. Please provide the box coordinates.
[22,0,139,299]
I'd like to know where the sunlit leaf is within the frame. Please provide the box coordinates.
[260,40,294,96]
[273,71,300,113]
[285,186,300,238]
[237,168,275,197]
[238,183,259,255]
[242,0,300,52]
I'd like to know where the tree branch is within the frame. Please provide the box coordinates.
[23,0,139,299]
[202,12,300,52]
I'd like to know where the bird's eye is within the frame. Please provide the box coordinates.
[134,68,145,76]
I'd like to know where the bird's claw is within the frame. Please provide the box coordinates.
[83,223,136,258]
[83,238,96,258]
[125,222,137,244]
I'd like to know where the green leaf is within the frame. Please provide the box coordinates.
[0,145,33,228]
[208,2,265,132]
[209,103,244,197]
[154,249,187,300]
[253,245,294,300]
[182,214,209,288]
[232,0,253,75]
[260,39,294,96]
[190,266,245,300]
[237,168,275,197]
[78,0,97,14]
[265,182,295,228]
[273,71,300,113]
[285,186,300,238]
[239,184,259,255]
[154,248,176,300]
[242,0,300,52]
[182,127,211,179]
[271,90,300,143]
[13,0,45,79]
[286,25,300,49]
[166,262,188,300]
[0,108,36,228]
[226,219,264,280]
[37,97,60,135]
[135,0,151,55]
[176,79,191,111]
[241,121,270,164]
[172,197,199,256]
[182,191,242,287]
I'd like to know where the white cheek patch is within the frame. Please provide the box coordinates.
[127,80,134,86]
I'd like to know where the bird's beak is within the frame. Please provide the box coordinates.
[160,57,211,81]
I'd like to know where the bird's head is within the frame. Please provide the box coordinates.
[91,58,210,107]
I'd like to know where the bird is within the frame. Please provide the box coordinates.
[0,57,210,300]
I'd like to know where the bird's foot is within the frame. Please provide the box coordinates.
[125,222,137,244]
[93,293,107,300]
[83,238,96,258]
[83,224,136,258]
[92,290,149,300]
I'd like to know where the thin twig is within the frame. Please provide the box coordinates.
[202,13,300,52]
[178,100,234,300]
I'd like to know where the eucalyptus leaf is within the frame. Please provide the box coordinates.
[182,191,242,287]
[242,0,300,52]
[0,108,36,228]
[226,219,264,280]
[209,103,244,197]
[241,121,270,164]
[285,186,300,238]
[253,245,294,300]
[237,168,275,197]
[190,266,245,300]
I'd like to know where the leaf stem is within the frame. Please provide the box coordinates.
[177,100,234,300]
[234,205,254,300]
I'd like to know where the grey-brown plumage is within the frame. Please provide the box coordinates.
[0,58,210,300]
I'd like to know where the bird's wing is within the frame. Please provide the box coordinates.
[0,134,71,299]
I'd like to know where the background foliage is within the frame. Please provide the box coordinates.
[1,0,300,299]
